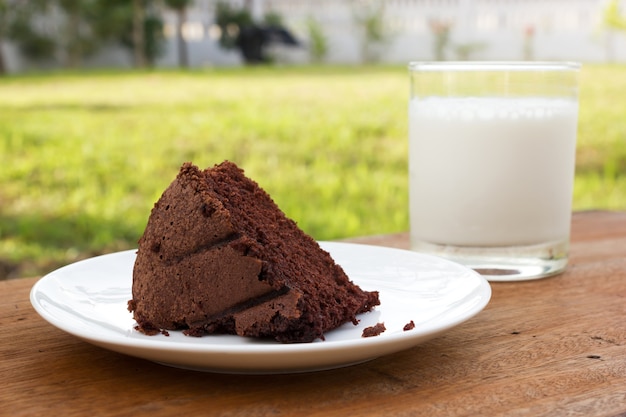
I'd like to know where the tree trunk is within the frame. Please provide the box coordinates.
[0,38,6,75]
[65,7,81,68]
[176,8,188,68]
[132,0,146,68]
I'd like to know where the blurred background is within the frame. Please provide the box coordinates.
[3,0,626,71]
[1,0,626,279]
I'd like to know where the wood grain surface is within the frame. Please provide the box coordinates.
[2,210,626,417]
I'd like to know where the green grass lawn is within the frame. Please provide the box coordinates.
[1,64,625,279]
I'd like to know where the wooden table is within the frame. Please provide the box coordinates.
[2,210,626,417]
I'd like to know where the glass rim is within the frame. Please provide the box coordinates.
[408,61,581,72]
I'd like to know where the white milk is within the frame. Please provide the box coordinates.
[409,96,578,248]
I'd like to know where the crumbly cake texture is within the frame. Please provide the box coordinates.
[362,322,386,338]
[403,320,416,331]
[128,161,380,343]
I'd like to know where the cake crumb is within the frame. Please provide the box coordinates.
[362,322,386,338]
[403,320,415,331]
[134,324,160,336]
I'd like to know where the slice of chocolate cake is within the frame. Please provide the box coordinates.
[128,161,379,343]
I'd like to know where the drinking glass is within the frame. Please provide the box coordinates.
[408,61,580,281]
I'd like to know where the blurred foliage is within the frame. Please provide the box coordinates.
[214,1,254,49]
[306,17,329,63]
[0,0,164,70]
[603,0,626,30]
[352,0,389,63]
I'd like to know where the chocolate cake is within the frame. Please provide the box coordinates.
[128,161,379,343]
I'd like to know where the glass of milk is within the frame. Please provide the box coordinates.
[409,61,580,281]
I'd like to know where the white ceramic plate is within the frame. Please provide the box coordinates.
[30,242,491,374]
